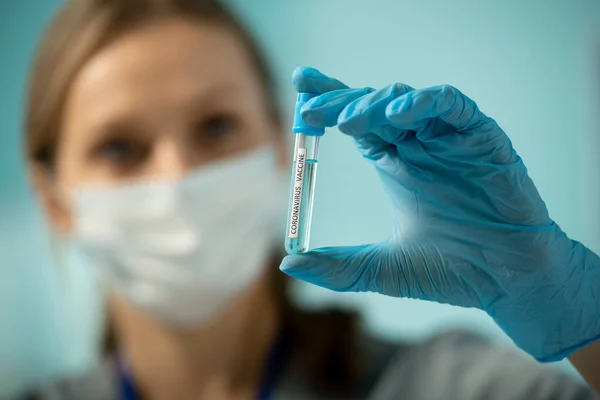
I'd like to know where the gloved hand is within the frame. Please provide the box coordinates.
[280,66,600,362]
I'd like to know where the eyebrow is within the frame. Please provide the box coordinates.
[89,118,147,144]
[85,82,250,140]
[177,83,255,119]
[189,82,247,105]
[201,82,244,96]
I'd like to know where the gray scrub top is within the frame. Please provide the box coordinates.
[23,332,597,400]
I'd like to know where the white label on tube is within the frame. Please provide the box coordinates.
[288,147,306,239]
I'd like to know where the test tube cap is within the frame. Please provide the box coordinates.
[293,92,325,136]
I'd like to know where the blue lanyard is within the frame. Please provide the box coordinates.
[256,332,284,400]
[117,357,137,400]
[117,334,284,400]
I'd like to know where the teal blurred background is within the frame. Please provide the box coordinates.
[1,0,599,396]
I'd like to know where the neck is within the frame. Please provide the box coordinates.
[109,272,279,400]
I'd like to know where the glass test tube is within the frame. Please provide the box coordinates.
[285,92,324,254]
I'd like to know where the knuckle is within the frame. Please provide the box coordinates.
[337,111,353,133]
[391,82,409,96]
[439,84,457,99]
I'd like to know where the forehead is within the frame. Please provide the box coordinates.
[64,18,261,122]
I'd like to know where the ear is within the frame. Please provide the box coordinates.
[30,162,73,233]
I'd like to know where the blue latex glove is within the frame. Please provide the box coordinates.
[281,66,600,362]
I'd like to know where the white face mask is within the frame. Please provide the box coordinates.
[69,147,285,327]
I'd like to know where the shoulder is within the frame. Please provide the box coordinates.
[369,331,597,400]
[22,359,119,400]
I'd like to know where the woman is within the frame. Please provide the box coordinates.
[22,0,595,399]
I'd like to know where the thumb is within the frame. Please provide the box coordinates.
[279,244,381,293]
[280,241,483,308]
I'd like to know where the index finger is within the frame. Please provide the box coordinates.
[292,66,349,94]
[385,85,490,133]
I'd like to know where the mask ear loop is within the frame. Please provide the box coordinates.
[29,161,70,285]
[47,184,110,352]
[39,167,97,308]
[51,182,75,293]
[29,158,108,349]
[50,181,82,295]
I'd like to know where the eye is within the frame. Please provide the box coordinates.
[197,114,239,143]
[93,137,146,166]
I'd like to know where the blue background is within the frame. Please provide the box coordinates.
[1,0,599,396]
